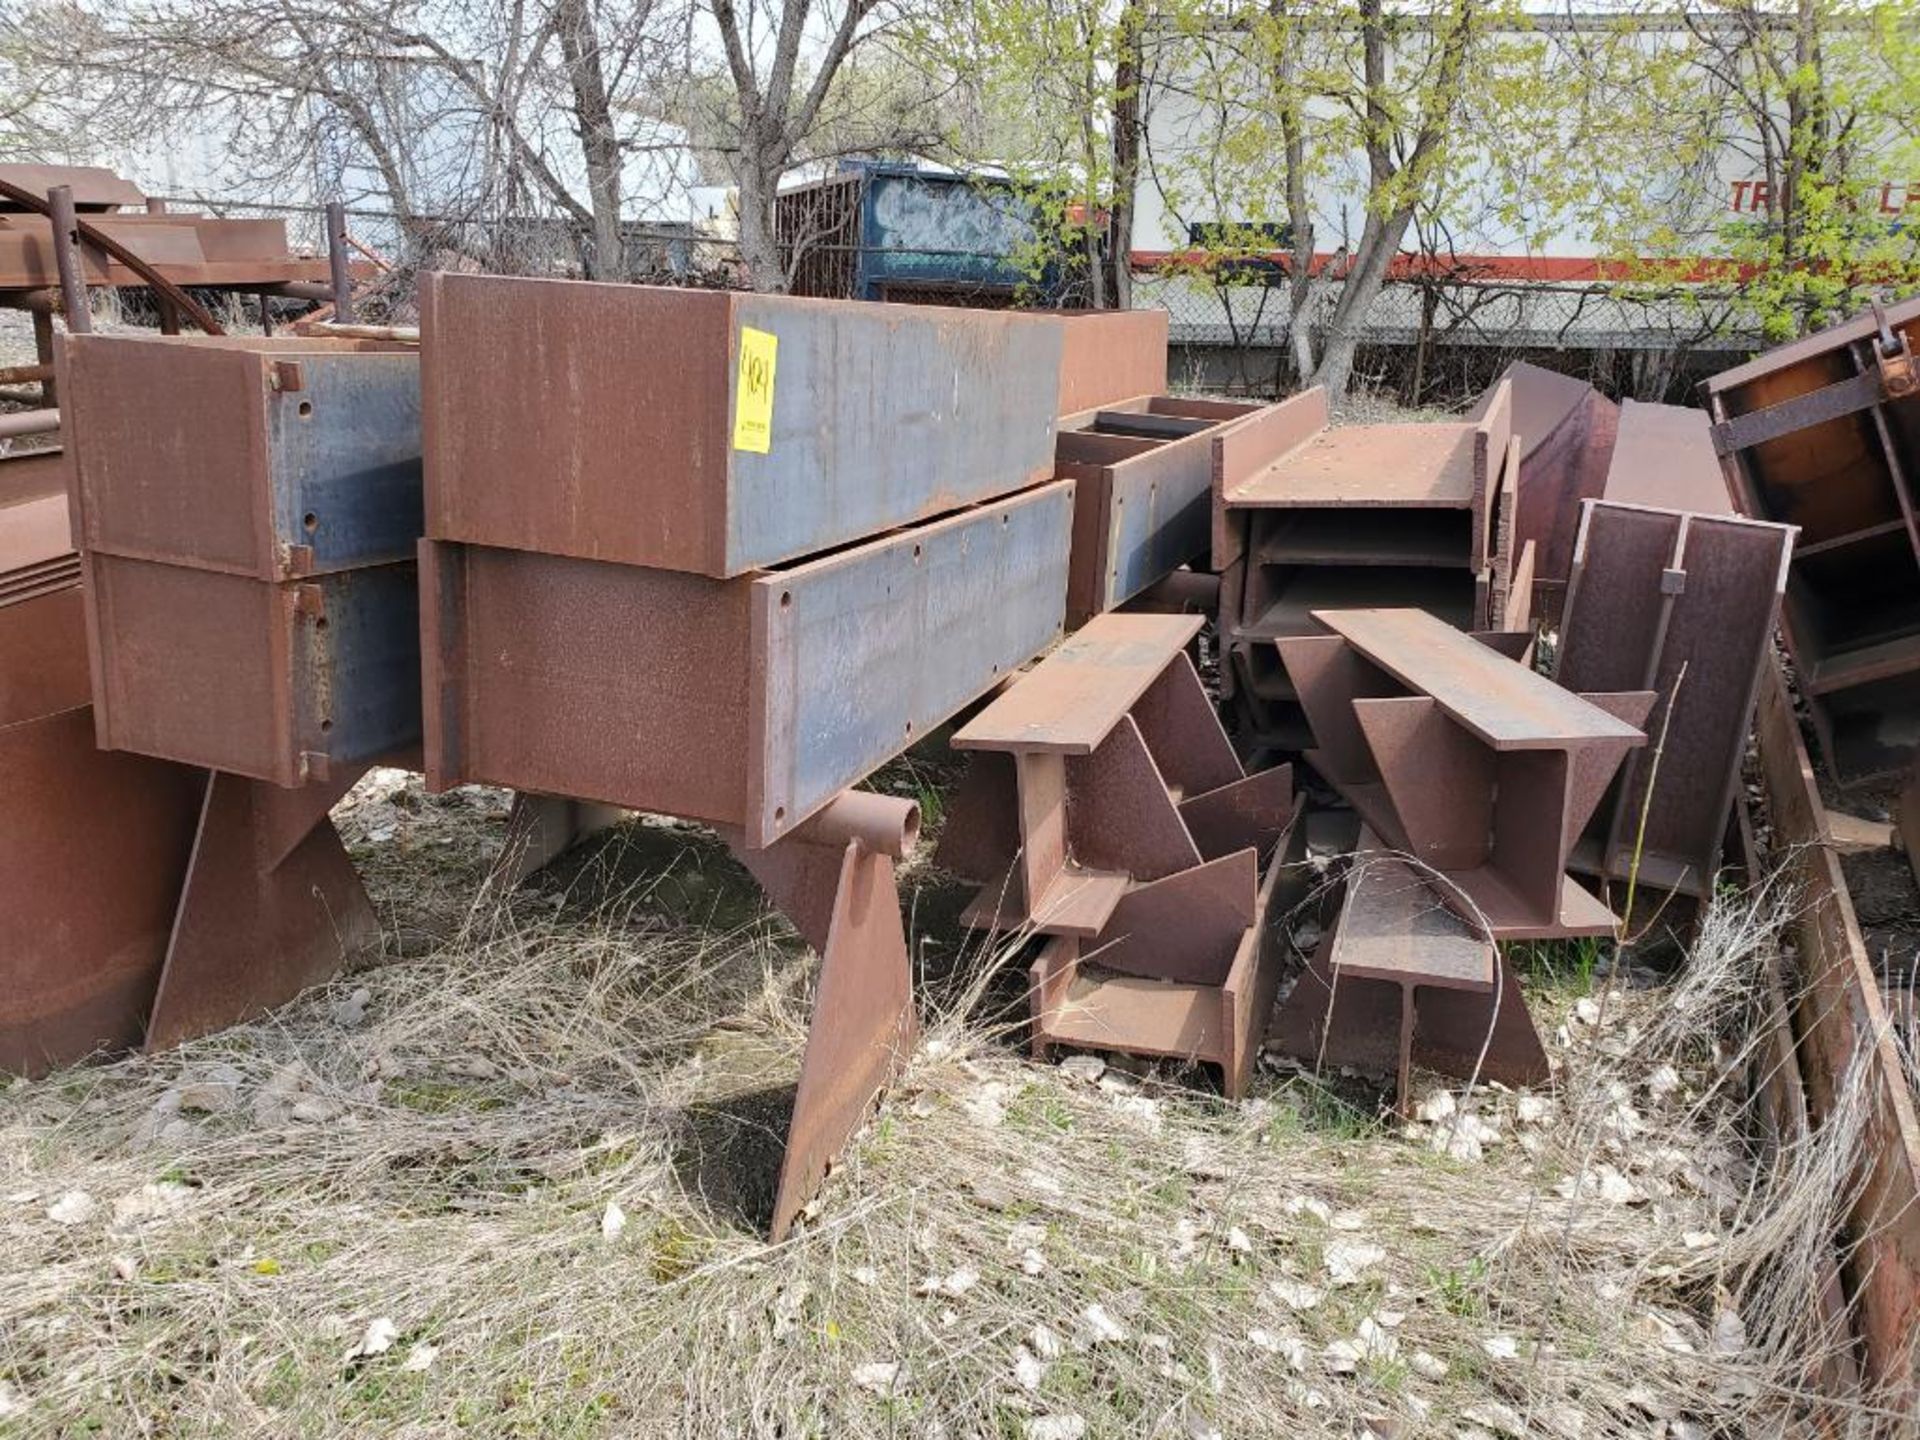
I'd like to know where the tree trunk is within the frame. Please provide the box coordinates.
[734,141,790,292]
[1105,0,1145,311]
[1309,209,1412,397]
[555,0,625,280]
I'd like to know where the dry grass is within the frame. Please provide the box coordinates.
[0,772,1908,1438]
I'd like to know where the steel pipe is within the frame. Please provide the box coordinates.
[47,185,91,335]
[0,408,60,440]
[793,790,920,858]
[325,202,355,322]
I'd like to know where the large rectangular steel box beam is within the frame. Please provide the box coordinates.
[1058,396,1265,625]
[1057,309,1168,416]
[424,480,1075,847]
[85,553,421,787]
[63,335,422,580]
[420,273,1065,577]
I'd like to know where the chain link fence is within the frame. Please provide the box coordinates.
[152,195,1759,403]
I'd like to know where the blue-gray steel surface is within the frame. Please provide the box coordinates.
[269,353,423,575]
[725,296,1063,574]
[300,561,421,769]
[754,479,1074,842]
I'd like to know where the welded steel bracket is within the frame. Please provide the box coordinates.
[145,767,380,1051]
[723,791,919,1242]
[1027,810,1304,1098]
[940,611,1296,937]
[1282,608,1653,940]
[1267,836,1549,1112]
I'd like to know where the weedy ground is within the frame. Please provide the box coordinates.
[3,761,1908,1440]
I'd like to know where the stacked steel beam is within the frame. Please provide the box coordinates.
[1209,382,1525,755]
[417,275,1078,1235]
[936,611,1304,1094]
[59,332,422,1049]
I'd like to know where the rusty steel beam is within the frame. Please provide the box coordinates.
[0,177,223,334]
[420,272,1065,578]
[1056,393,1265,626]
[1055,308,1168,416]
[1283,608,1652,940]
[1267,832,1549,1112]
[1466,362,1620,620]
[942,612,1297,933]
[1754,663,1920,1390]
[63,335,425,788]
[1558,499,1794,897]
[1029,816,1303,1099]
[1212,383,1522,758]
[424,481,1074,849]
[1705,295,1920,786]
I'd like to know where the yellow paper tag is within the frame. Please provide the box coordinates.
[732,326,778,454]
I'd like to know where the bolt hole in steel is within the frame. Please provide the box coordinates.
[904,720,914,736]
[297,400,313,418]
[320,718,333,733]
[780,590,792,609]
[303,511,319,532]
[313,617,329,632]
[774,806,786,823]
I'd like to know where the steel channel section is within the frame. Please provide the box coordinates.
[1558,500,1793,897]
[421,273,1065,578]
[424,480,1075,848]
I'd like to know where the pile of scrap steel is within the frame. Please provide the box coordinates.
[0,163,344,423]
[1,264,1916,1396]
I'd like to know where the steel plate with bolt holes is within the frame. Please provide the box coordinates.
[423,273,1064,577]
[425,481,1074,847]
[63,334,421,579]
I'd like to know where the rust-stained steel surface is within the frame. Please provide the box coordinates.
[145,769,380,1050]
[63,336,425,787]
[422,273,1064,577]
[954,611,1203,754]
[426,481,1074,849]
[0,704,203,1074]
[1467,362,1621,614]
[722,791,921,1241]
[1602,400,1731,515]
[64,334,423,580]
[1558,500,1793,896]
[1754,663,1920,1389]
[1056,309,1168,416]
[1029,805,1303,1098]
[943,612,1296,939]
[1267,834,1549,1111]
[1706,296,1920,785]
[0,493,205,1075]
[1056,395,1266,626]
[1282,609,1651,939]
[1211,385,1520,757]
[84,553,421,787]
[0,164,332,294]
